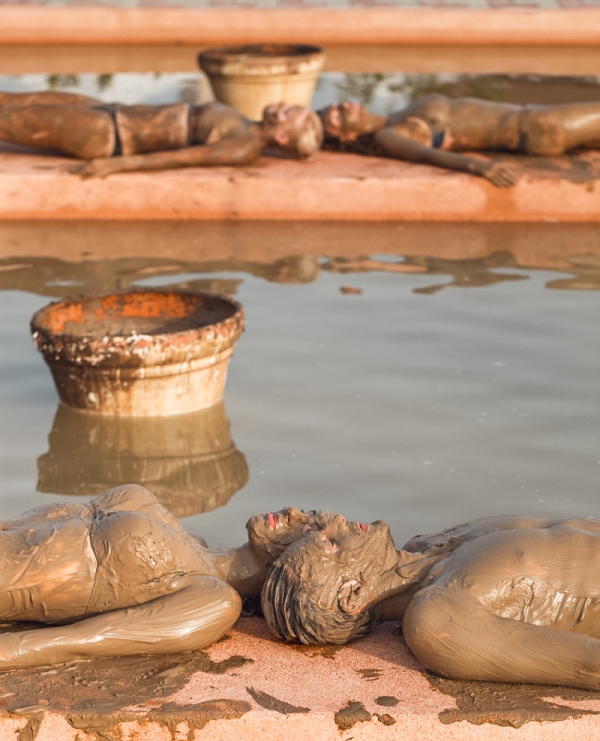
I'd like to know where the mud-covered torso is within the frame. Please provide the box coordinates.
[87,506,218,615]
[0,502,97,623]
[423,525,600,636]
[188,102,254,145]
[386,94,524,152]
[0,489,218,623]
[105,101,257,156]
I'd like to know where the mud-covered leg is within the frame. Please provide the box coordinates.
[0,105,114,159]
[0,575,241,670]
[71,135,263,178]
[524,104,600,154]
[403,586,600,691]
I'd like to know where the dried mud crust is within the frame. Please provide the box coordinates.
[0,646,253,741]
[426,673,600,728]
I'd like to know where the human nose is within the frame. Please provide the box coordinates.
[283,507,302,524]
[331,515,347,528]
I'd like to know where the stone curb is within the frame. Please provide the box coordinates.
[1,6,600,46]
[0,619,600,741]
[0,150,599,222]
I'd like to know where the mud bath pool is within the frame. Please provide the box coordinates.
[0,221,598,547]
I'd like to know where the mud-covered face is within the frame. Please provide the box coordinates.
[290,515,398,613]
[246,507,335,563]
[320,102,373,141]
[262,103,312,144]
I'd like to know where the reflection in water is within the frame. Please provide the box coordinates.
[322,252,530,295]
[37,402,248,518]
[4,220,600,311]
[545,254,600,291]
[0,255,319,299]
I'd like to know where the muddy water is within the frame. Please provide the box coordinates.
[0,222,599,549]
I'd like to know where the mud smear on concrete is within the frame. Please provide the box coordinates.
[287,641,344,661]
[246,687,309,714]
[67,700,251,741]
[492,152,600,184]
[356,668,382,681]
[0,649,253,741]
[376,695,399,707]
[334,700,372,732]
[426,673,600,728]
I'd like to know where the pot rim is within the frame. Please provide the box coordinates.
[31,289,245,369]
[199,43,324,64]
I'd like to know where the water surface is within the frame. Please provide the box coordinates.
[1,223,598,548]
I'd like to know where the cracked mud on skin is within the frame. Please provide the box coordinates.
[0,486,338,679]
[3,649,252,741]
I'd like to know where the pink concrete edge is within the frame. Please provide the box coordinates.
[1,6,600,46]
[0,151,599,222]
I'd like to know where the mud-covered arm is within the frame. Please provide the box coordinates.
[209,544,267,599]
[374,128,516,188]
[404,586,600,691]
[402,515,553,555]
[0,575,241,670]
[71,134,264,178]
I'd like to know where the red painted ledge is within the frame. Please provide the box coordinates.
[0,150,599,222]
[1,7,600,47]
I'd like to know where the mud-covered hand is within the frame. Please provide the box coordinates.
[482,161,517,188]
[69,158,117,179]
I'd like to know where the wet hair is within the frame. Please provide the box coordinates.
[283,110,324,160]
[261,542,382,645]
[321,134,379,157]
[316,107,379,156]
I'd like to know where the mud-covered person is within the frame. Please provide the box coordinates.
[263,513,600,691]
[0,91,323,177]
[318,96,600,187]
[0,485,332,669]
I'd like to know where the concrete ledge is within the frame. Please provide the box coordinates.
[4,44,600,77]
[1,7,600,47]
[0,150,599,222]
[1,619,600,741]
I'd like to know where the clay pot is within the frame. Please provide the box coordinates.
[31,290,245,416]
[198,44,325,121]
[37,401,249,518]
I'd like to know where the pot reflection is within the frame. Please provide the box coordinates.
[37,401,248,517]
